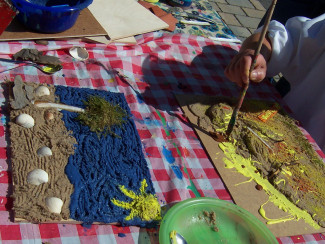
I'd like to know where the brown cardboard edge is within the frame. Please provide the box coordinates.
[174,92,325,238]
[0,8,107,41]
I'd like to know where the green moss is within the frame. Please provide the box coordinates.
[76,96,128,137]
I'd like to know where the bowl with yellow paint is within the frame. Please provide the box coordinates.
[159,197,277,244]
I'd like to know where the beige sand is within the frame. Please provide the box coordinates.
[8,76,76,223]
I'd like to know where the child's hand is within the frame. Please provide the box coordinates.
[224,49,267,87]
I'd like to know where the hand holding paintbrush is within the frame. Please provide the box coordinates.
[224,0,277,138]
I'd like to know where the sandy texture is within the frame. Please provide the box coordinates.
[8,76,76,223]
[13,49,62,66]
[189,96,325,227]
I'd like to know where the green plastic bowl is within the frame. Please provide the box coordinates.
[159,197,277,244]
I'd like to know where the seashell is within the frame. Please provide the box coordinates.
[44,111,54,121]
[27,169,48,185]
[16,114,35,128]
[35,85,50,97]
[46,197,63,214]
[69,47,89,61]
[37,146,52,157]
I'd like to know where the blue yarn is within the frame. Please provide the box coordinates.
[55,86,157,227]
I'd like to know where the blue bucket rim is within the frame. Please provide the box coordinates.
[11,0,93,11]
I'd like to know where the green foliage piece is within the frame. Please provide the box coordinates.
[76,96,128,137]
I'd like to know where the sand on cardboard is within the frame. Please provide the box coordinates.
[188,95,325,227]
[8,77,76,222]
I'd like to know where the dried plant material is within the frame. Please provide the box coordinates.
[76,96,128,137]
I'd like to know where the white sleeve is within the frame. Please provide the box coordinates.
[255,14,325,78]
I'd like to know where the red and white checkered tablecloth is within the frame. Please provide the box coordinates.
[0,32,324,244]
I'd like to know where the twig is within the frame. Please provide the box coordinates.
[247,126,273,152]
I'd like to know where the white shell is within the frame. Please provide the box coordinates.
[16,114,35,128]
[69,47,89,61]
[35,86,50,97]
[46,197,63,214]
[27,169,48,185]
[37,146,52,157]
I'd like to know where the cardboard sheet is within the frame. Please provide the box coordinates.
[175,93,325,238]
[84,35,137,44]
[0,8,107,41]
[88,0,168,41]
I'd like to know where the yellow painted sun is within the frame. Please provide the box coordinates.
[111,179,162,221]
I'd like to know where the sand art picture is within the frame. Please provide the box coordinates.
[7,75,161,227]
[176,93,325,236]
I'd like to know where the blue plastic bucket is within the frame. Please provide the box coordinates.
[11,0,93,33]
[167,0,192,8]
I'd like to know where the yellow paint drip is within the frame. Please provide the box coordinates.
[223,112,231,128]
[111,179,162,221]
[281,168,292,176]
[219,142,321,229]
[275,179,285,186]
[210,104,232,132]
[259,200,295,224]
[170,230,177,244]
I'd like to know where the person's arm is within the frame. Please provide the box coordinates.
[224,32,272,87]
[226,14,325,88]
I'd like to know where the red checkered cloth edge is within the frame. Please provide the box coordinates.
[0,32,324,244]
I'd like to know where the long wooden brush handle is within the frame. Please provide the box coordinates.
[225,0,277,138]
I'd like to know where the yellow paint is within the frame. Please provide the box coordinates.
[219,142,321,229]
[259,200,295,224]
[111,179,162,221]
[235,178,253,186]
[281,168,292,176]
[275,179,285,186]
[211,105,232,132]
[170,230,177,244]
[258,104,280,122]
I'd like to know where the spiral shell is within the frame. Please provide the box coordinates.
[46,197,63,214]
[16,114,35,128]
[27,169,48,185]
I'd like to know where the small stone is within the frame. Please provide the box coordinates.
[35,40,49,45]
[255,184,263,191]
[44,111,54,121]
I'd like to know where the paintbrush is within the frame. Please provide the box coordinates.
[225,0,278,138]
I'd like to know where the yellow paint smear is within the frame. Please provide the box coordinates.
[170,230,177,244]
[111,179,161,221]
[219,142,320,229]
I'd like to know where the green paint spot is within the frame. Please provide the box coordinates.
[156,109,170,137]
[155,109,201,197]
[173,142,202,198]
